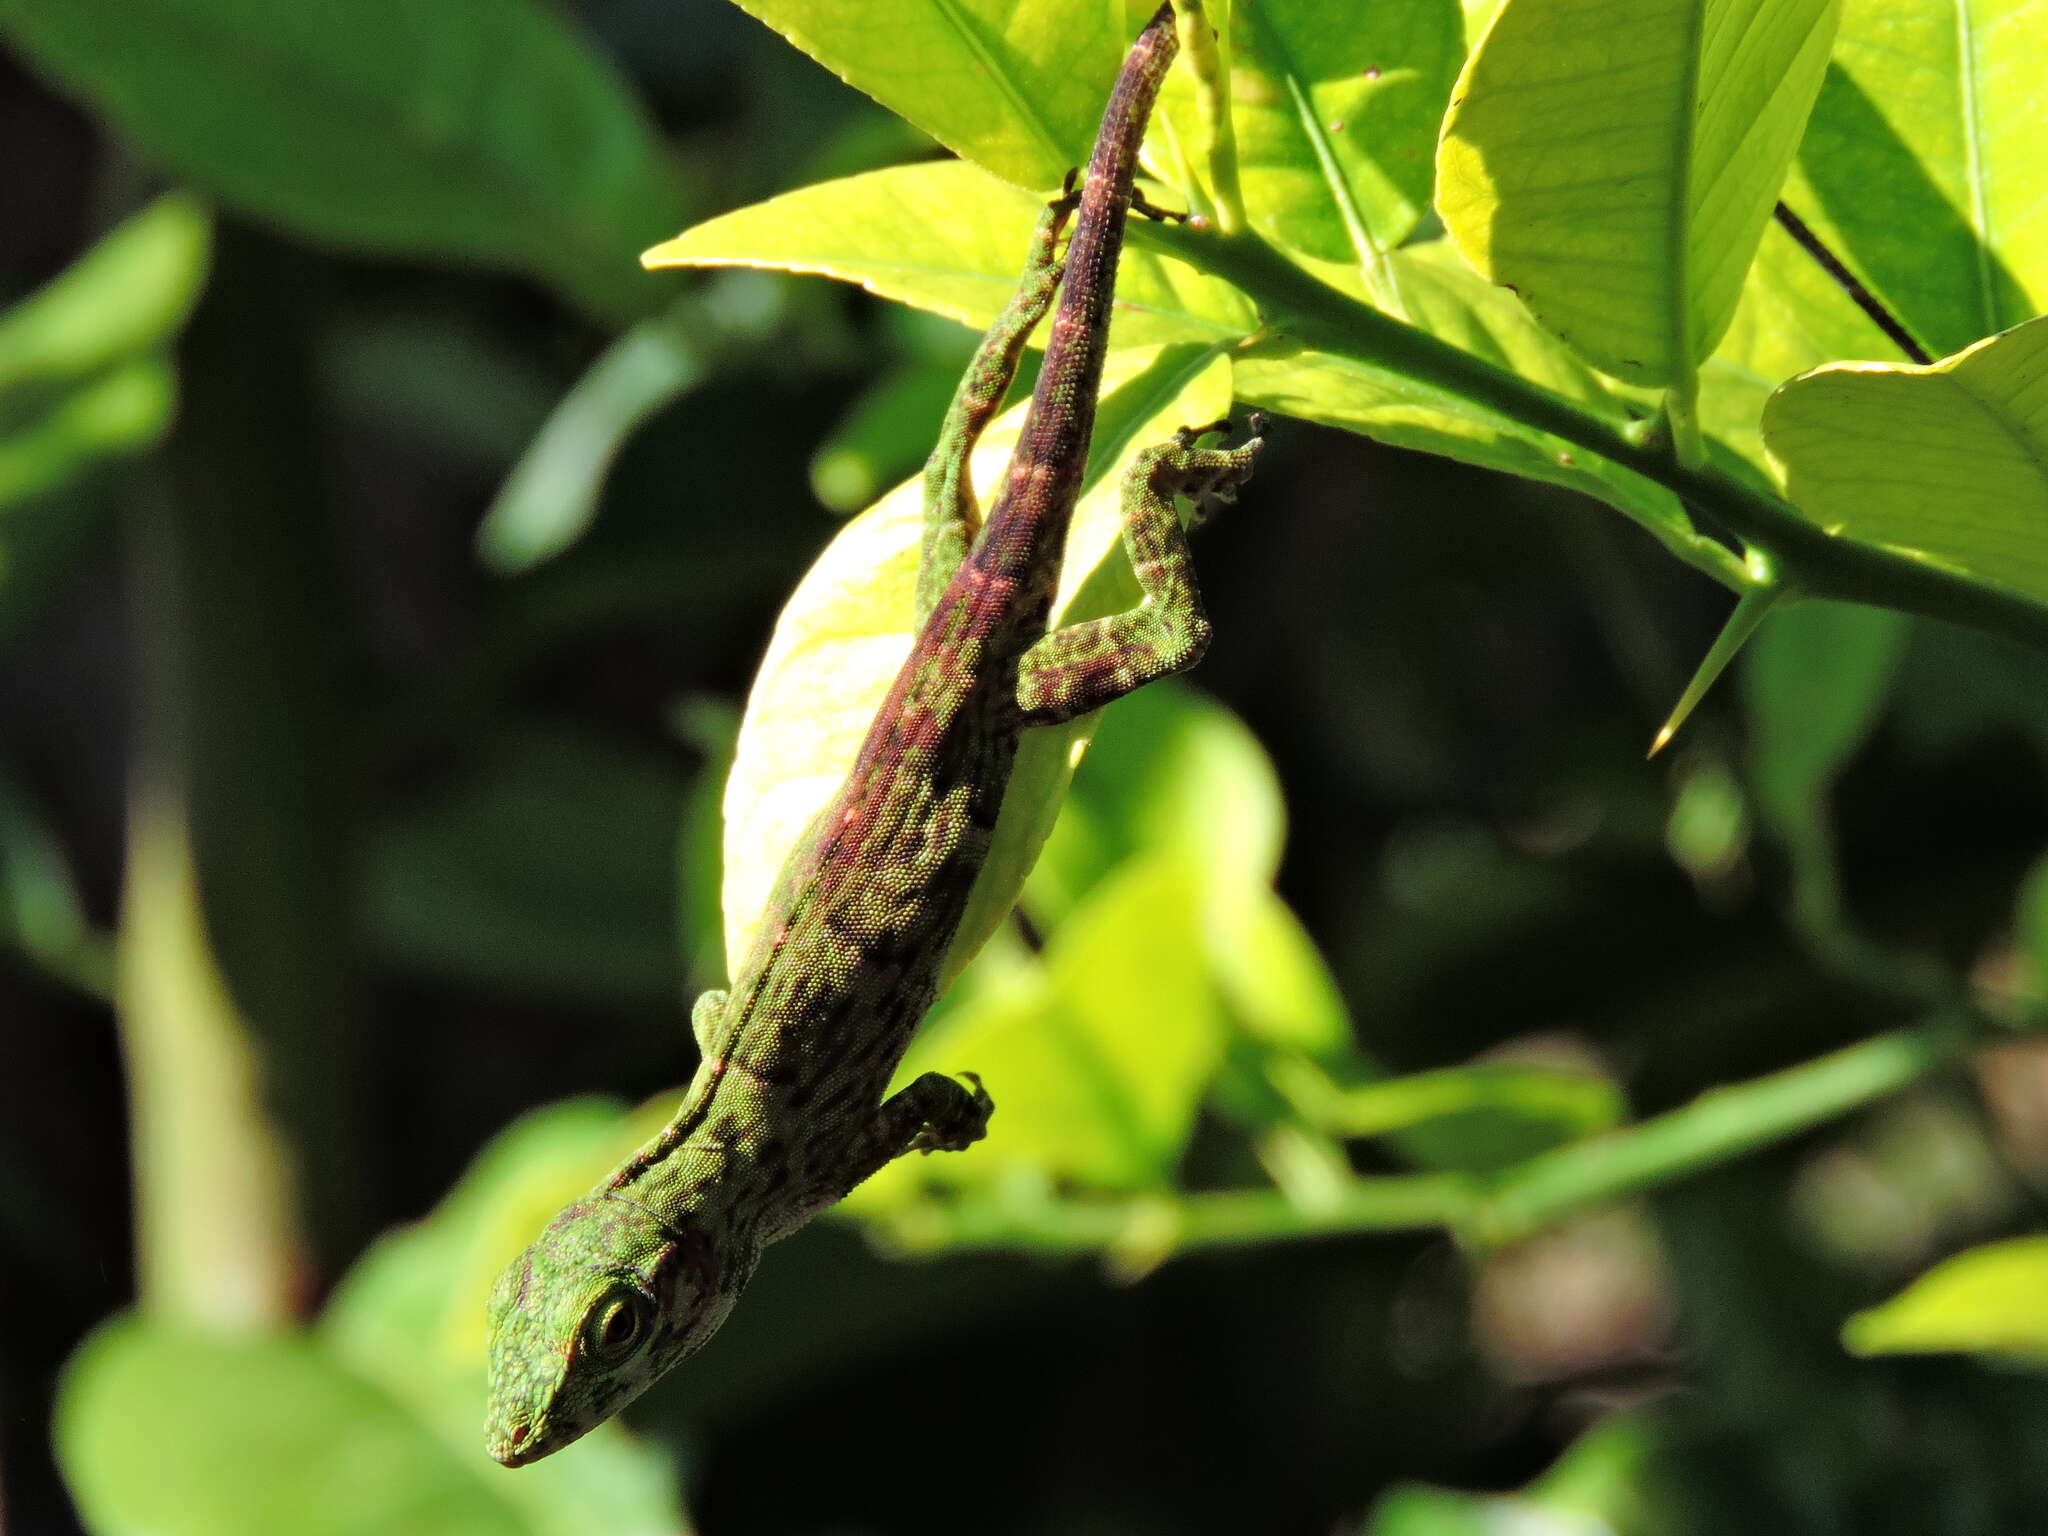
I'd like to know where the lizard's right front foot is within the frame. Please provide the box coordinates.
[1163,414,1265,522]
[909,1071,994,1154]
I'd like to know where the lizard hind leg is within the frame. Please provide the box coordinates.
[914,189,1079,623]
[1014,416,1265,726]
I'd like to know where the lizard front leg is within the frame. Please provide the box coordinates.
[841,1071,991,1187]
[1015,418,1264,725]
[915,186,1077,622]
[765,1073,992,1240]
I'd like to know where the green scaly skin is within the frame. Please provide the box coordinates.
[484,1,1262,1465]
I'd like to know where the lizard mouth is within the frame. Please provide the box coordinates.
[487,1417,541,1467]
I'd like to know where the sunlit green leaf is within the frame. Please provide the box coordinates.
[1179,0,1462,272]
[1699,215,1902,484]
[1366,1413,1667,1534]
[1763,315,2048,606]
[849,852,1225,1199]
[1025,681,1284,926]
[1439,0,1838,387]
[0,0,678,319]
[1310,1062,1624,1148]
[720,344,1234,981]
[54,1101,691,1536]
[644,161,1257,351]
[719,0,1127,189]
[1786,0,2047,359]
[1843,1236,2048,1362]
[1234,244,1738,585]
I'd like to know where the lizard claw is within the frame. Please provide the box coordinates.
[1131,187,1190,224]
[909,1071,995,1154]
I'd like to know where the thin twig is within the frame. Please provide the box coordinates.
[1773,203,1933,365]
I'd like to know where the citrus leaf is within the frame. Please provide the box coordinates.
[1762,314,2048,605]
[849,852,1226,1199]
[720,344,1234,979]
[1438,0,1839,387]
[476,313,703,574]
[1699,213,1904,485]
[722,0,1128,188]
[1185,0,1463,273]
[1843,1236,2048,1362]
[0,0,678,319]
[59,1319,520,1536]
[644,161,1256,350]
[1787,0,2047,360]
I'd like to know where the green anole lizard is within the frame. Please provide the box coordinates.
[484,1,1260,1465]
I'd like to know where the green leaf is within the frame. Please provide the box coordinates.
[719,0,1128,189]
[850,852,1227,1199]
[0,193,210,393]
[1172,0,1462,274]
[1233,244,1741,587]
[1366,1414,1668,1534]
[0,359,173,507]
[54,1098,690,1536]
[59,1319,524,1536]
[476,311,703,574]
[318,1100,686,1536]
[644,161,1257,351]
[719,343,1234,981]
[1308,1063,1625,1162]
[1024,680,1284,926]
[0,758,110,995]
[1742,598,1906,835]
[365,728,687,1007]
[1762,315,2048,606]
[0,196,210,621]
[810,349,978,514]
[1699,214,1903,484]
[1438,0,1839,388]
[1787,0,2047,359]
[0,0,678,319]
[1843,1236,2048,1362]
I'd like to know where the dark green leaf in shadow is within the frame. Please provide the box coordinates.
[1742,598,1906,839]
[0,0,679,319]
[477,311,704,574]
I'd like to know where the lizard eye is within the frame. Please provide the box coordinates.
[587,1290,651,1362]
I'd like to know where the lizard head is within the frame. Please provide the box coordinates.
[483,1191,749,1465]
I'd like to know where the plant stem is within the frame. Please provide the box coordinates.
[1145,223,2048,653]
[871,1011,1980,1262]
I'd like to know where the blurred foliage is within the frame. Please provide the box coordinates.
[4,0,2048,1532]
